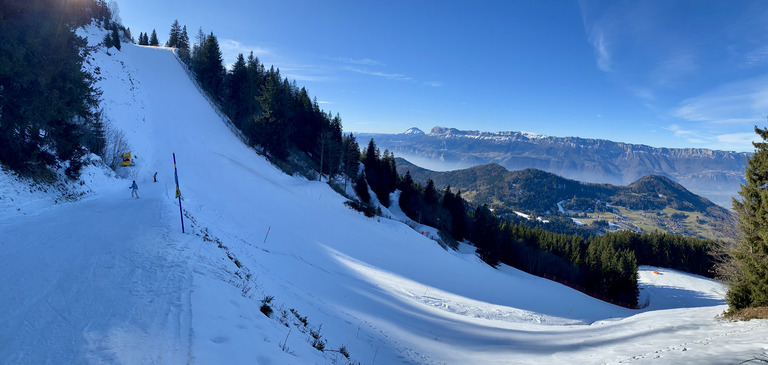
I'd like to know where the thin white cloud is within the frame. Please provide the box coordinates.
[665,124,757,151]
[279,64,335,82]
[218,40,333,83]
[589,27,612,73]
[336,57,384,66]
[345,67,411,81]
[281,72,333,82]
[673,75,768,125]
[744,46,768,68]
[578,0,613,73]
[716,132,759,145]
[665,124,701,138]
[424,81,443,87]
[217,38,274,71]
[631,87,655,101]
[651,51,698,87]
[219,38,271,60]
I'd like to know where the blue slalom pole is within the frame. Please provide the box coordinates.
[173,152,185,233]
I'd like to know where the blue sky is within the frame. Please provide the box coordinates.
[118,0,768,152]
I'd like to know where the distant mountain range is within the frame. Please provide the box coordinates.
[358,127,749,208]
[396,158,739,241]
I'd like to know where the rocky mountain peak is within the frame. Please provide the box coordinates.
[404,127,425,135]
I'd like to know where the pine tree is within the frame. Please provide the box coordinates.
[178,25,190,61]
[472,204,500,266]
[424,179,438,205]
[324,114,343,179]
[166,19,181,47]
[103,32,113,49]
[149,29,159,46]
[0,0,101,178]
[356,174,371,203]
[451,190,467,240]
[728,122,768,311]
[94,0,112,26]
[253,72,289,159]
[398,171,420,219]
[224,53,249,128]
[342,133,361,186]
[245,52,264,117]
[111,26,121,51]
[194,32,225,98]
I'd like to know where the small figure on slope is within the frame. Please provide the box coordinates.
[153,172,157,183]
[130,180,140,199]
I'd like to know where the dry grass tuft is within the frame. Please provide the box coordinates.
[721,306,768,321]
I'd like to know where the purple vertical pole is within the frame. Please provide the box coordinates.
[173,152,185,233]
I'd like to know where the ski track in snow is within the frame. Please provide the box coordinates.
[1,25,767,364]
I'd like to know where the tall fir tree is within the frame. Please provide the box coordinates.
[472,204,500,266]
[342,133,361,187]
[424,179,438,205]
[356,174,371,203]
[166,19,181,47]
[321,113,343,180]
[149,29,159,46]
[110,26,121,51]
[193,32,225,98]
[224,53,249,129]
[451,189,466,240]
[0,0,102,178]
[177,25,190,61]
[103,32,114,48]
[728,122,768,311]
[253,70,289,159]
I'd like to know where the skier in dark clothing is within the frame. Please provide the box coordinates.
[153,172,157,182]
[130,180,140,199]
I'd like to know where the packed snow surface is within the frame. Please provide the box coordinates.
[1,26,767,364]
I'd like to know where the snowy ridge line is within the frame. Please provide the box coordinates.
[169,48,249,146]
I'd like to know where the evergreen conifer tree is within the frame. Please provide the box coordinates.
[424,179,438,205]
[166,19,181,47]
[253,72,289,159]
[224,53,249,128]
[472,204,500,266]
[103,32,113,48]
[398,171,420,219]
[111,26,121,51]
[356,175,371,203]
[194,32,225,97]
[728,122,768,311]
[342,133,361,185]
[178,25,190,61]
[0,0,101,178]
[149,29,159,46]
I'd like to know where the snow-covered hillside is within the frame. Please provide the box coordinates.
[1,26,767,364]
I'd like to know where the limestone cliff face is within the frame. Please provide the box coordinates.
[359,127,749,208]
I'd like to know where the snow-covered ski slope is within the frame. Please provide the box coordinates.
[1,26,767,364]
